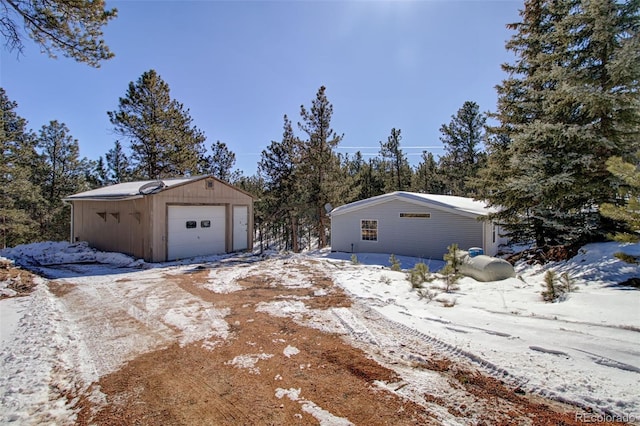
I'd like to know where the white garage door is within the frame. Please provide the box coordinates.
[167,205,226,261]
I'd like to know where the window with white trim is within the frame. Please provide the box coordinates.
[361,220,378,241]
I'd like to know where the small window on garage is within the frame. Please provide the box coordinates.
[361,219,378,241]
[201,220,211,228]
[186,220,197,229]
[400,213,431,218]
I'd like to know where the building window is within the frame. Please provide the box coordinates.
[400,213,431,219]
[186,221,197,229]
[201,220,211,228]
[361,220,378,241]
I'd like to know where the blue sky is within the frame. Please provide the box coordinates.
[1,0,522,175]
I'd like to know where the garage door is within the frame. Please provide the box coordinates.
[167,205,226,260]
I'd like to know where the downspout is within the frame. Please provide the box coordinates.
[481,218,486,255]
[69,201,75,243]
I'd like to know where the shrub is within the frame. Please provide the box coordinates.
[406,262,435,290]
[417,288,438,302]
[350,254,359,265]
[389,254,402,271]
[558,272,577,293]
[443,243,461,274]
[440,243,462,293]
[541,270,576,302]
[541,270,559,302]
[614,251,639,264]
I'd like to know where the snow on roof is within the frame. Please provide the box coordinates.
[330,191,495,218]
[64,176,204,201]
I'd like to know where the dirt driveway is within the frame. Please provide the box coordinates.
[46,258,600,425]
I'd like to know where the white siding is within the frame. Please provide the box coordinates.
[331,199,484,260]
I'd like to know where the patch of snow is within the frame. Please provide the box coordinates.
[275,387,354,425]
[0,297,28,342]
[163,306,230,347]
[283,345,300,358]
[225,353,274,375]
[0,241,142,268]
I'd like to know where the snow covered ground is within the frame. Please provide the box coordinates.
[0,241,638,424]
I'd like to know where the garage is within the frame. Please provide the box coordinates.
[167,205,226,261]
[65,175,254,262]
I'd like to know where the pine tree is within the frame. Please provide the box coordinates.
[379,128,412,192]
[108,70,207,180]
[36,120,91,240]
[600,154,640,241]
[341,151,382,202]
[412,151,445,194]
[259,115,304,251]
[105,140,132,183]
[482,0,640,247]
[91,156,109,187]
[438,101,487,196]
[1,0,117,67]
[298,86,343,248]
[0,88,41,247]
[202,141,238,182]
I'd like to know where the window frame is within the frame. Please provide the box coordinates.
[360,219,378,242]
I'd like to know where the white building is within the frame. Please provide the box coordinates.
[330,192,507,260]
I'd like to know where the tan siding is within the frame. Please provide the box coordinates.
[71,198,149,259]
[70,177,253,262]
[331,199,484,261]
[149,178,254,262]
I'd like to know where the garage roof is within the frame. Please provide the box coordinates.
[64,176,203,201]
[330,191,496,218]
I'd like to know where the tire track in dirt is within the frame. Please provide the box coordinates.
[68,260,619,425]
[73,263,437,425]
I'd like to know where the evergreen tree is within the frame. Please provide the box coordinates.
[341,151,381,202]
[379,127,412,192]
[108,69,206,180]
[438,101,486,196]
[36,120,90,240]
[412,151,445,194]
[202,140,238,182]
[482,0,639,246]
[105,140,132,183]
[1,0,117,67]
[88,156,108,187]
[298,86,343,248]
[259,115,304,251]
[0,88,40,247]
[600,154,640,241]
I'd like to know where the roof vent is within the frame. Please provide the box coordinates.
[139,181,166,195]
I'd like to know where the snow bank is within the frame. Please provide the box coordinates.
[0,241,143,268]
[325,242,640,417]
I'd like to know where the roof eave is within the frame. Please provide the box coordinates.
[63,195,144,202]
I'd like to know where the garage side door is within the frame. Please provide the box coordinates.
[167,205,226,261]
[233,205,248,251]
